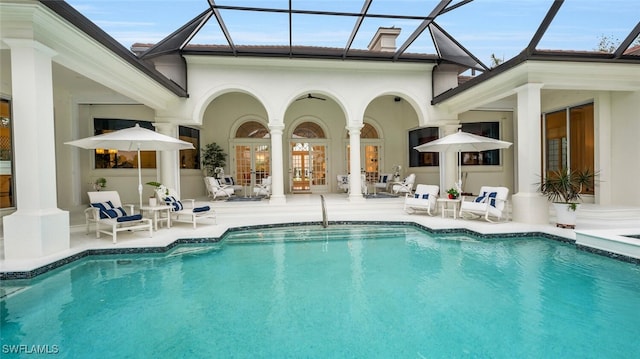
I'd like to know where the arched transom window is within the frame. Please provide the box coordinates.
[293,121,325,139]
[235,121,270,138]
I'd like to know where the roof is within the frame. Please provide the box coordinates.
[41,0,640,101]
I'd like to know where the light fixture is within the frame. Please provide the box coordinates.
[95,148,105,154]
[108,149,118,154]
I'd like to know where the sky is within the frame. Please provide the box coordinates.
[66,0,639,65]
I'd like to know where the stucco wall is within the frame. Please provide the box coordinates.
[610,90,640,205]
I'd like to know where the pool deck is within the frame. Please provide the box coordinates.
[1,193,639,276]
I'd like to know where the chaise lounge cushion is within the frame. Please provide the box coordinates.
[193,206,210,213]
[117,214,143,222]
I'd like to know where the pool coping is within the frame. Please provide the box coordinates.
[1,220,638,280]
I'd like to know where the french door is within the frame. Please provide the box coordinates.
[233,143,270,194]
[290,142,327,192]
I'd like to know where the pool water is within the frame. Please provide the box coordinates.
[2,225,639,358]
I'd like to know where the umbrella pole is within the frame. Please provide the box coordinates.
[457,151,462,193]
[137,147,143,210]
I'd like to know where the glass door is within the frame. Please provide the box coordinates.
[234,143,270,196]
[290,142,327,192]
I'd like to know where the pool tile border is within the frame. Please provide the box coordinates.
[0,221,636,280]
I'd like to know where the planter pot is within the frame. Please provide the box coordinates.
[448,194,457,199]
[149,197,157,207]
[552,203,579,229]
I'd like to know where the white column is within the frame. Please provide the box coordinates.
[347,124,365,202]
[593,92,611,205]
[2,39,69,259]
[512,83,548,224]
[153,122,180,196]
[269,122,286,204]
[439,124,460,192]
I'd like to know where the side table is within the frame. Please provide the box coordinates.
[140,205,172,231]
[437,198,461,219]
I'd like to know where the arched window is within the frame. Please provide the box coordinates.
[293,122,325,139]
[346,122,378,138]
[235,121,270,138]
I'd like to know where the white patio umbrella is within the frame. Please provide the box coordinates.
[413,129,512,192]
[65,124,195,208]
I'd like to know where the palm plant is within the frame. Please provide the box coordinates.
[537,168,597,211]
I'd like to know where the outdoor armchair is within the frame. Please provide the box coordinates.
[253,176,272,197]
[404,184,440,215]
[86,191,152,243]
[156,187,217,228]
[392,173,416,194]
[459,186,510,223]
[374,173,393,192]
[204,177,235,200]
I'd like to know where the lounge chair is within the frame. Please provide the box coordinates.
[222,175,244,193]
[253,176,272,197]
[392,173,415,194]
[156,187,217,228]
[337,174,349,192]
[86,191,153,243]
[458,186,510,223]
[204,176,235,200]
[404,184,439,215]
[374,173,393,192]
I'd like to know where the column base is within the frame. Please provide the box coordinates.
[268,195,287,205]
[3,208,70,259]
[511,192,548,224]
[348,193,366,203]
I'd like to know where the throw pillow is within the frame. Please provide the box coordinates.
[164,196,184,212]
[422,194,429,199]
[91,201,127,219]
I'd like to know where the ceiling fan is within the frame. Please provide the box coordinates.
[296,93,326,101]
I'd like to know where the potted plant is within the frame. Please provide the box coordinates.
[93,177,107,191]
[201,143,227,177]
[146,181,169,205]
[537,168,597,229]
[446,187,459,199]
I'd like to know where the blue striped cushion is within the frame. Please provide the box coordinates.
[91,201,127,219]
[164,196,183,211]
[487,192,498,207]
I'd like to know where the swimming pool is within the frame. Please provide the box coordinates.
[2,225,639,358]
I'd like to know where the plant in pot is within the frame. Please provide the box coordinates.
[446,187,459,199]
[93,177,107,191]
[201,143,227,178]
[537,168,597,229]
[145,181,169,206]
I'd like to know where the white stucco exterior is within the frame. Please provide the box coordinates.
[1,0,639,260]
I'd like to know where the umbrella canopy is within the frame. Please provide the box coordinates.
[413,130,512,191]
[65,124,195,208]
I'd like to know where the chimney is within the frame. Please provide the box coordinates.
[367,27,401,52]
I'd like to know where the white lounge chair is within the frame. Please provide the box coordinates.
[86,191,153,243]
[337,174,349,192]
[253,176,272,197]
[157,188,217,228]
[459,186,510,223]
[392,173,415,194]
[204,177,235,200]
[404,184,439,215]
[374,173,393,192]
[221,175,243,193]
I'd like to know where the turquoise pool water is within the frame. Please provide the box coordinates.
[1,225,639,358]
